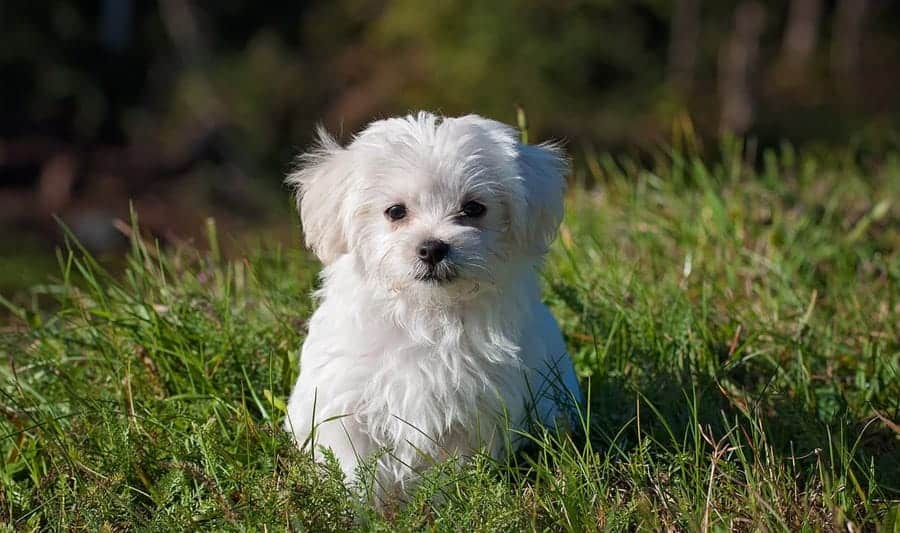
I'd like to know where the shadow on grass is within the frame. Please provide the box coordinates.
[579,367,899,501]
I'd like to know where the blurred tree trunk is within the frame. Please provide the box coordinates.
[159,0,206,65]
[718,1,767,135]
[778,0,822,82]
[158,0,261,212]
[667,0,701,96]
[100,0,134,52]
[832,0,869,101]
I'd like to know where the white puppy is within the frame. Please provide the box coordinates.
[284,112,581,500]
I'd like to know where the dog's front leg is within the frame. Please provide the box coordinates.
[309,417,374,485]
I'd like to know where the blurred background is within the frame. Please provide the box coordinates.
[2,0,899,289]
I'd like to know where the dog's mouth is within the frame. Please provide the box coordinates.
[415,266,457,285]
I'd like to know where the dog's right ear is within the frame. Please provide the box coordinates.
[286,127,354,264]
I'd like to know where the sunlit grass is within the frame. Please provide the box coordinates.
[2,141,898,530]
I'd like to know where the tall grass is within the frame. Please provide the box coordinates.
[2,141,898,530]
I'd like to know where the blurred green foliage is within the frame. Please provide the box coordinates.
[372,0,670,141]
[4,0,900,169]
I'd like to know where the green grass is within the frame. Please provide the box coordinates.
[2,139,899,530]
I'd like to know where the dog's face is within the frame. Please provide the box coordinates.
[288,113,566,302]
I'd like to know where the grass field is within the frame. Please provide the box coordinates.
[2,138,898,530]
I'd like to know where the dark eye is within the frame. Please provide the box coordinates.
[385,204,407,221]
[461,201,486,218]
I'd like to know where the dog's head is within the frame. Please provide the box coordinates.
[287,113,566,301]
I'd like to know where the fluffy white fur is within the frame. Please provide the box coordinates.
[284,112,581,501]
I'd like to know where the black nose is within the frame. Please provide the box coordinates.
[417,239,449,265]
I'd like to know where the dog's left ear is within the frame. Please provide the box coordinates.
[509,141,567,255]
[450,116,566,254]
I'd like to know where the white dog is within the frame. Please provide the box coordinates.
[284,112,581,500]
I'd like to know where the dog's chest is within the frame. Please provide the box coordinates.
[303,281,535,450]
[342,319,526,445]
